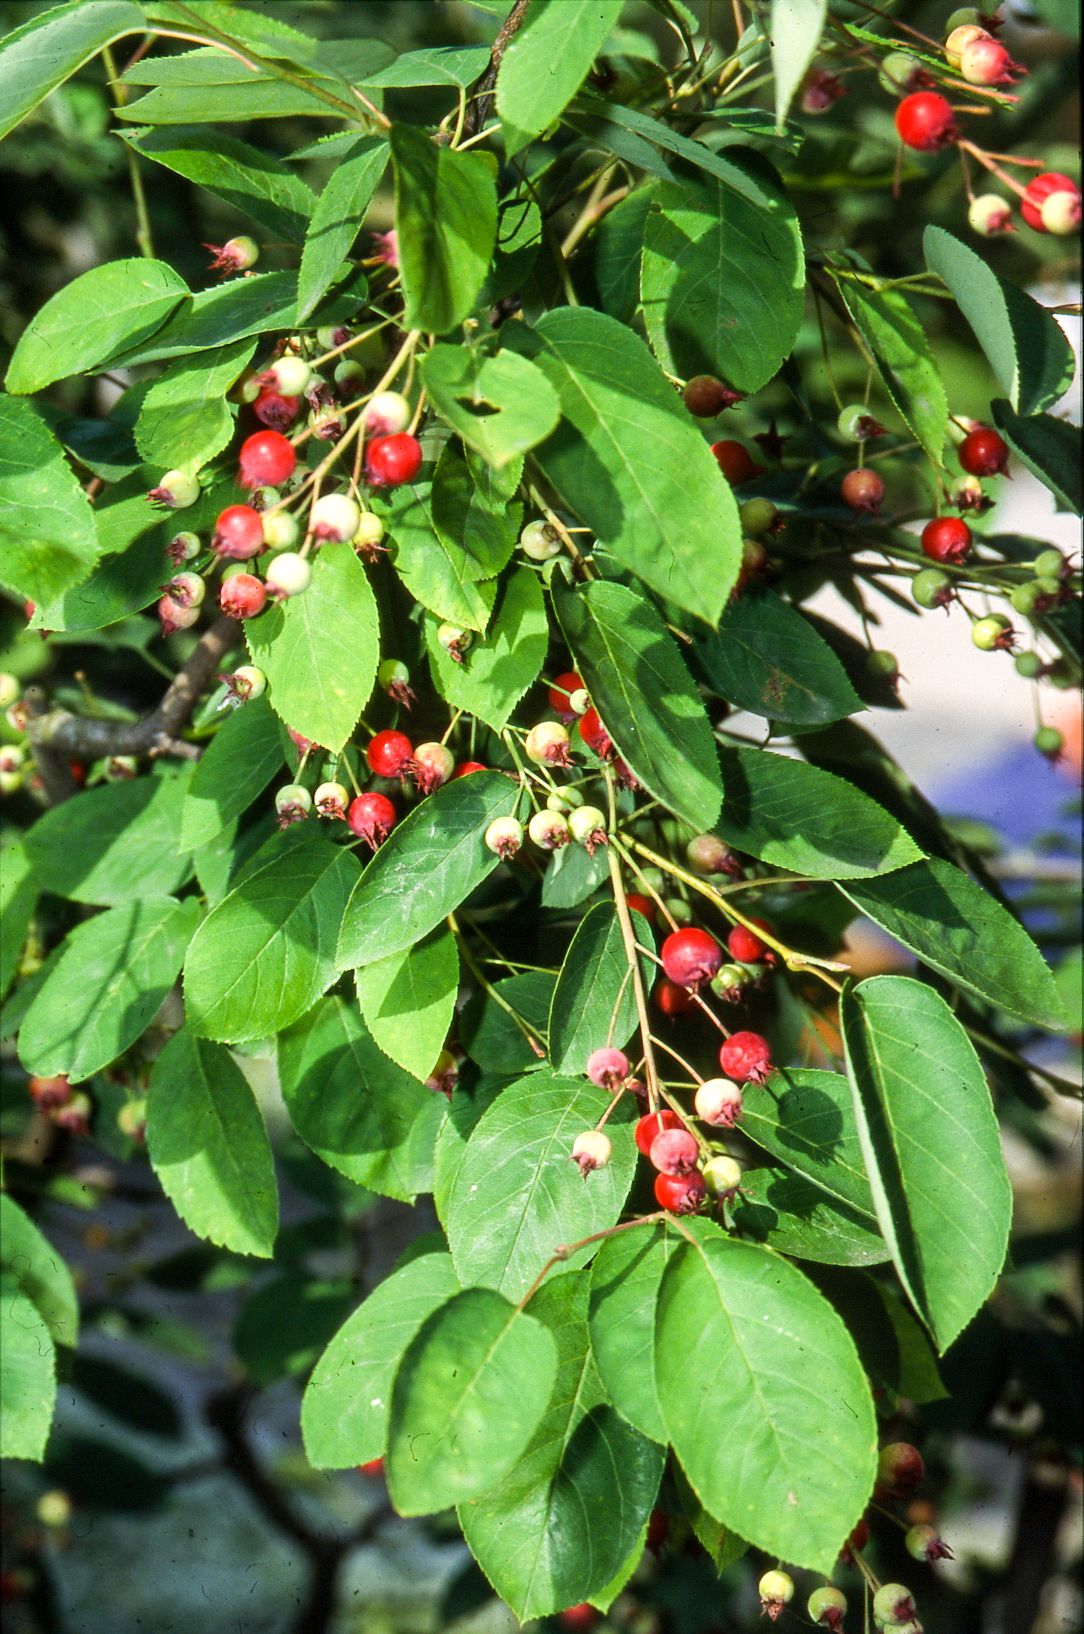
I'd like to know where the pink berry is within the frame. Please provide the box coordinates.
[347,791,397,850]
[238,429,296,490]
[654,1170,706,1215]
[28,1074,72,1110]
[314,781,349,819]
[841,467,885,513]
[157,594,200,635]
[310,493,360,543]
[212,505,264,561]
[525,721,572,767]
[801,68,845,113]
[219,573,266,620]
[147,469,200,509]
[367,729,415,779]
[895,91,957,151]
[685,834,742,877]
[364,391,411,436]
[718,1030,773,1084]
[660,927,724,989]
[586,1047,630,1090]
[872,1585,917,1627]
[694,1077,743,1127]
[412,741,454,794]
[1040,188,1082,235]
[366,433,422,488]
[634,1109,682,1155]
[968,193,1014,236]
[649,1126,699,1175]
[906,1523,954,1562]
[958,35,1023,85]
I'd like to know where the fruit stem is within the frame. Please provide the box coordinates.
[608,845,663,1112]
[957,141,1031,201]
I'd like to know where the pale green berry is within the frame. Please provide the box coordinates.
[263,511,300,551]
[519,519,562,561]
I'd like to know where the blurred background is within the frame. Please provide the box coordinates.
[1,3,1080,1632]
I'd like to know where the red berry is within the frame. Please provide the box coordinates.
[875,1440,925,1501]
[634,1108,682,1156]
[646,1508,669,1553]
[238,429,296,490]
[841,467,885,513]
[219,573,267,620]
[921,515,972,564]
[558,1607,598,1632]
[253,388,301,431]
[726,922,771,963]
[895,91,957,151]
[577,707,614,760]
[1020,170,1079,230]
[654,1170,707,1214]
[653,976,697,1016]
[212,504,264,560]
[660,927,724,988]
[452,760,487,778]
[355,1457,384,1477]
[347,791,397,850]
[959,427,1009,477]
[718,1030,773,1084]
[626,892,657,922]
[548,670,584,721]
[366,433,422,488]
[367,729,416,779]
[649,1126,700,1175]
[28,1074,72,1110]
[840,1517,869,1562]
[710,439,763,485]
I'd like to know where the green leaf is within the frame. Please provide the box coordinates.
[586,188,654,322]
[5,259,189,394]
[674,1466,749,1575]
[840,975,1012,1352]
[19,897,199,1084]
[302,1251,460,1468]
[184,830,360,1043]
[460,971,554,1073]
[391,125,498,334]
[118,55,348,124]
[641,173,804,395]
[841,856,1066,1028]
[355,924,459,1082]
[0,1195,79,1347]
[656,1230,876,1571]
[554,579,724,829]
[698,590,863,726]
[924,225,1075,416]
[297,137,388,320]
[278,997,442,1201]
[589,1223,680,1442]
[387,1288,558,1515]
[496,0,623,154]
[0,0,144,141]
[460,1275,664,1618]
[433,1081,505,1232]
[504,309,741,622]
[770,0,827,128]
[234,1275,354,1385]
[146,1028,278,1257]
[383,479,499,631]
[338,771,522,968]
[540,841,610,910]
[0,397,97,603]
[362,44,491,88]
[810,1269,947,1406]
[134,338,253,473]
[0,837,37,1003]
[122,125,315,243]
[426,569,547,734]
[420,345,561,469]
[247,545,379,753]
[740,1068,879,1219]
[445,1073,637,1299]
[990,399,1082,515]
[731,1168,889,1266]
[431,443,521,583]
[0,1282,56,1460]
[548,902,655,1076]
[836,279,947,463]
[715,746,922,877]
[24,769,195,906]
[180,696,285,851]
[110,270,300,365]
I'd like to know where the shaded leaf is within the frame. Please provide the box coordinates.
[181,696,285,851]
[426,568,547,734]
[548,902,654,1076]
[697,589,863,726]
[0,1195,79,1347]
[297,137,388,320]
[25,769,195,905]
[391,125,497,334]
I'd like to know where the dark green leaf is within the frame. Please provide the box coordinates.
[25,769,195,905]
[459,971,554,1072]
[697,589,862,726]
[589,1223,680,1442]
[181,696,285,851]
[809,1268,947,1405]
[122,125,316,243]
[234,1274,354,1385]
[426,569,547,733]
[110,271,300,365]
[0,1195,79,1347]
[430,443,521,583]
[548,902,655,1076]
[731,1168,889,1266]
[362,44,491,88]
[740,1067,879,1219]
[391,125,498,334]
[990,398,1082,515]
[297,137,388,320]
[837,279,947,463]
[0,838,36,1003]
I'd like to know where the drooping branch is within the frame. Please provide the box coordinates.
[462,0,531,138]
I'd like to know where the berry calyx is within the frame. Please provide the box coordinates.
[253,388,302,431]
[842,467,886,512]
[710,439,763,485]
[971,612,1016,651]
[726,920,771,964]
[219,572,267,619]
[238,429,296,491]
[413,741,455,793]
[525,720,573,767]
[377,658,416,709]
[264,551,311,599]
[364,391,411,436]
[921,515,972,565]
[807,1586,847,1631]
[567,804,607,853]
[718,1030,773,1083]
[905,1523,954,1562]
[635,1109,682,1155]
[347,791,397,849]
[367,729,416,779]
[654,1170,707,1214]
[571,1130,612,1175]
[166,530,200,563]
[52,1090,93,1135]
[586,1047,630,1090]
[895,91,957,151]
[528,809,570,850]
[876,1441,925,1500]
[967,193,1013,236]
[660,927,724,989]
[950,474,989,512]
[219,664,266,703]
[485,815,525,859]
[437,623,473,663]
[310,493,360,543]
[28,1074,72,1110]
[519,519,562,560]
[577,706,614,761]
[649,1126,700,1175]
[871,1584,917,1628]
[1021,171,1080,231]
[366,432,422,488]
[758,1569,795,1621]
[837,403,886,442]
[213,504,265,560]
[275,783,312,827]
[164,571,205,609]
[686,833,742,877]
[912,567,954,610]
[694,1077,744,1127]
[548,671,585,721]
[206,235,258,274]
[314,781,349,819]
[959,426,1008,477]
[683,375,742,416]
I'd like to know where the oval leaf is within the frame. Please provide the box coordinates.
[588,1223,681,1442]
[837,279,947,463]
[496,0,622,154]
[740,1068,879,1219]
[426,567,548,733]
[355,924,459,1082]
[0,1282,56,1461]
[25,770,195,905]
[297,137,388,319]
[180,695,285,851]
[697,589,862,727]
[391,125,497,334]
[731,1168,889,1266]
[0,398,97,604]
[0,1195,79,1347]
[548,901,655,1076]
[420,344,560,468]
